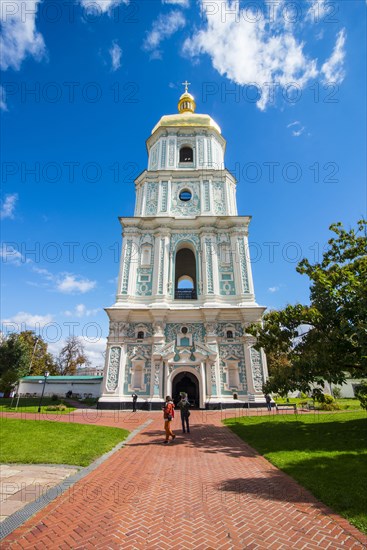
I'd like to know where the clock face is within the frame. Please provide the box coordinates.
[179,189,192,202]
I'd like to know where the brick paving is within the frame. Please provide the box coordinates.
[1,409,366,549]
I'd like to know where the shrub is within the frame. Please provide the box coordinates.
[319,401,341,411]
[332,386,342,399]
[323,394,335,404]
[354,382,367,410]
[51,394,59,401]
[45,404,67,411]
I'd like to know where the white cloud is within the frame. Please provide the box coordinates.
[162,0,189,7]
[268,286,280,293]
[80,0,129,15]
[287,121,299,128]
[0,86,8,111]
[1,193,18,219]
[109,41,122,71]
[287,121,305,137]
[0,0,46,71]
[321,30,346,84]
[143,11,186,57]
[56,274,96,294]
[0,244,26,265]
[183,0,346,110]
[64,304,100,318]
[2,311,53,329]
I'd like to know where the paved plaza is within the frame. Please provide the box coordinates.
[1,409,366,549]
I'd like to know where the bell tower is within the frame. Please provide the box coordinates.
[99,85,268,409]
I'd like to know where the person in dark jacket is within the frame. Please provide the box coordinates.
[177,392,190,433]
[132,393,138,412]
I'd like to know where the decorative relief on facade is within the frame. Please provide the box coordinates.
[145,183,158,216]
[165,323,205,343]
[171,182,200,216]
[219,344,247,393]
[160,181,168,212]
[170,233,200,252]
[150,143,159,170]
[238,238,250,292]
[158,238,165,294]
[126,323,153,338]
[168,139,175,166]
[210,363,217,394]
[205,239,214,294]
[207,138,212,166]
[213,181,226,215]
[106,346,121,391]
[136,268,153,296]
[203,180,210,211]
[250,347,264,391]
[216,323,244,338]
[160,139,166,168]
[198,138,204,166]
[124,344,151,394]
[121,240,132,294]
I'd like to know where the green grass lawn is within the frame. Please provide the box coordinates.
[0,397,75,414]
[274,397,362,410]
[224,411,367,534]
[0,417,129,466]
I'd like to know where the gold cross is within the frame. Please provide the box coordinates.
[182,80,191,93]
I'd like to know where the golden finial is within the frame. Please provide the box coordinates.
[178,81,196,113]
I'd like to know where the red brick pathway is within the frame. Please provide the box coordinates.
[2,410,366,549]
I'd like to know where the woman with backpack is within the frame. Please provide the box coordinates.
[163,395,176,444]
[177,392,191,433]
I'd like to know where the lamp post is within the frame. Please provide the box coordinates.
[38,371,50,413]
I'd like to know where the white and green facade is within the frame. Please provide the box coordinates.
[99,90,268,409]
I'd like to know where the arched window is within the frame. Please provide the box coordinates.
[180,147,193,163]
[226,330,234,339]
[175,248,197,300]
[137,331,144,340]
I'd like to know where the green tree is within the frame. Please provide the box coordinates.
[56,336,90,375]
[18,331,57,375]
[249,220,367,394]
[354,382,367,411]
[0,334,29,393]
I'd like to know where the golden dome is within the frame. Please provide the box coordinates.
[151,85,221,135]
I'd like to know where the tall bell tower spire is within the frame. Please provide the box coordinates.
[99,87,268,410]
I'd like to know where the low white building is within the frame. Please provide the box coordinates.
[18,376,103,399]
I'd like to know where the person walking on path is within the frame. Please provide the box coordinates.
[177,392,190,433]
[163,395,176,444]
[132,393,138,412]
[265,394,272,412]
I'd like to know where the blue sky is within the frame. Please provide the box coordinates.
[1,0,366,366]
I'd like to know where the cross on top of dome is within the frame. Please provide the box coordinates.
[182,80,191,93]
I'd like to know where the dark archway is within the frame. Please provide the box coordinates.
[175,248,197,299]
[179,146,193,163]
[172,371,199,407]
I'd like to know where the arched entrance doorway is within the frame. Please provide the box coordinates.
[172,371,199,407]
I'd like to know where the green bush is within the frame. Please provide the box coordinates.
[323,394,335,404]
[51,394,59,401]
[45,404,67,411]
[354,382,367,410]
[332,387,342,399]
